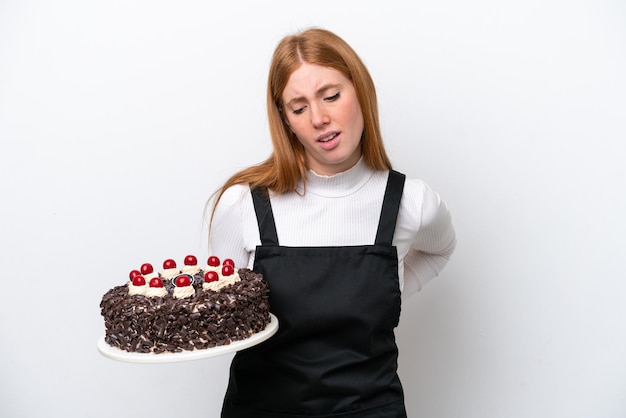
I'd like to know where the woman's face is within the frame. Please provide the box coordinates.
[281,63,364,176]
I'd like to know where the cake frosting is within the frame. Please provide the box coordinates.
[100,255,271,354]
[127,281,148,296]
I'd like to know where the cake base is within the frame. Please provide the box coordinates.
[97,313,278,363]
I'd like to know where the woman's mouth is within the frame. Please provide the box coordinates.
[316,132,341,150]
[317,132,339,143]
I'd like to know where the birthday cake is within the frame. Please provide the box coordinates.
[100,255,271,354]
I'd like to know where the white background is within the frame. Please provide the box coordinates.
[1,1,625,417]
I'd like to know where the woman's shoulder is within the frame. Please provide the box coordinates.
[394,172,430,200]
[370,169,434,204]
[211,184,253,220]
[396,173,449,223]
[218,183,251,204]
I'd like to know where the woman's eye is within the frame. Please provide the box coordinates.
[292,107,305,115]
[325,92,340,102]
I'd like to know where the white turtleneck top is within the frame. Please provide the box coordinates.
[209,158,456,298]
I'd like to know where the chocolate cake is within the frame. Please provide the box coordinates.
[100,256,271,354]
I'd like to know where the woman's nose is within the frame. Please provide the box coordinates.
[310,104,330,128]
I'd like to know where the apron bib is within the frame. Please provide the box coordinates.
[222,171,407,418]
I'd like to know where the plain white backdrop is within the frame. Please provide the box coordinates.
[1,1,625,417]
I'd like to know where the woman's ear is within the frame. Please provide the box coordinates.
[277,101,290,127]
[282,111,291,128]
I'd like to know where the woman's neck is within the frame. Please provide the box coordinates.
[297,157,376,198]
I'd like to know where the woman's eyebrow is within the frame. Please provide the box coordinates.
[285,83,342,107]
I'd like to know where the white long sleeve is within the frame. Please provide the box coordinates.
[209,158,456,298]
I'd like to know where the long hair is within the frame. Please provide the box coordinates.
[209,28,392,225]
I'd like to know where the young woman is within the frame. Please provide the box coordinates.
[209,27,456,418]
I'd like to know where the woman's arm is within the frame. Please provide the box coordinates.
[208,184,256,269]
[402,180,457,295]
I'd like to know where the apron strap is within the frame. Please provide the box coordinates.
[251,187,279,246]
[375,170,406,246]
[251,169,405,247]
